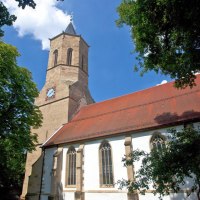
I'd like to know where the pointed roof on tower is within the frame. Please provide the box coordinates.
[65,22,76,35]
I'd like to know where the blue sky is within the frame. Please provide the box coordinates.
[3,0,171,102]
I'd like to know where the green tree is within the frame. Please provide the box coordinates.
[0,0,36,37]
[0,41,42,199]
[117,0,200,88]
[118,126,200,199]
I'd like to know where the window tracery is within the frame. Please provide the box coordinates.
[66,146,76,186]
[150,132,166,151]
[99,141,114,186]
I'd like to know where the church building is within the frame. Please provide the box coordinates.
[21,23,200,200]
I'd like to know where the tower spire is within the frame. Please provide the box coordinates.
[65,16,76,35]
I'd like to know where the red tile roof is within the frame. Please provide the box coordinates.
[44,75,200,147]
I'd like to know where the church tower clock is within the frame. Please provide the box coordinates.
[21,22,94,200]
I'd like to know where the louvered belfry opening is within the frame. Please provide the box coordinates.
[53,49,58,66]
[67,48,73,66]
[66,146,76,186]
[100,141,114,186]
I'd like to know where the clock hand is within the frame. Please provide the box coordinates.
[49,90,54,96]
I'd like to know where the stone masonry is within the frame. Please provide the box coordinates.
[21,24,94,200]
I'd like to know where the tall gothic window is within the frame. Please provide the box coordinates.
[66,146,76,186]
[53,49,58,66]
[150,132,166,151]
[99,141,114,186]
[67,48,73,66]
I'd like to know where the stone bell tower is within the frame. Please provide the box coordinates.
[21,22,94,200]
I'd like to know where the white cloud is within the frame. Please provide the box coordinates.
[3,0,71,50]
[156,80,168,86]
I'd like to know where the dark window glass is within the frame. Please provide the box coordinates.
[150,132,166,151]
[66,147,76,186]
[67,48,73,65]
[81,55,85,70]
[53,49,58,66]
[100,141,113,185]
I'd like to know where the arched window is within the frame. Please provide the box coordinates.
[66,146,76,186]
[53,49,58,66]
[99,141,114,186]
[67,48,73,66]
[150,132,166,151]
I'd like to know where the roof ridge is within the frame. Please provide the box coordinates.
[71,81,173,118]
[77,80,172,110]
[79,74,200,111]
[71,88,200,123]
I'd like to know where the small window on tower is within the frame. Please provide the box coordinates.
[67,48,73,66]
[81,55,84,70]
[53,49,58,66]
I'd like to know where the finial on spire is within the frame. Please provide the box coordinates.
[70,15,73,22]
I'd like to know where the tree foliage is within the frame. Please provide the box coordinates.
[117,0,200,88]
[14,0,36,9]
[0,2,16,37]
[0,0,64,37]
[118,126,200,199]
[0,0,36,37]
[0,41,42,198]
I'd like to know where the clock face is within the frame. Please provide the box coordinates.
[46,87,56,100]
